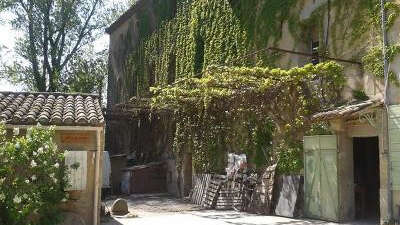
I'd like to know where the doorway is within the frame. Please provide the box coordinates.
[353,137,380,222]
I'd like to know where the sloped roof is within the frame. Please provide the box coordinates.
[312,99,384,121]
[105,0,146,34]
[0,92,104,126]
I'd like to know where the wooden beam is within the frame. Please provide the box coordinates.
[268,47,362,65]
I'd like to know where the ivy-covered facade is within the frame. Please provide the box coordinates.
[106,0,400,223]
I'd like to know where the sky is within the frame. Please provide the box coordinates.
[0,12,21,92]
[0,0,129,92]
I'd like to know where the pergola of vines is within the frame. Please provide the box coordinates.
[150,61,345,172]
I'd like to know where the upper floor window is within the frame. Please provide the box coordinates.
[311,41,319,65]
[311,27,320,65]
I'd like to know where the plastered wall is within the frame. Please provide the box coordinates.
[55,129,104,225]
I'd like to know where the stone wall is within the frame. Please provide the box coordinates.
[106,0,400,202]
[107,0,177,107]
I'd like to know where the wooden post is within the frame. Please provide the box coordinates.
[381,0,393,221]
[93,128,103,225]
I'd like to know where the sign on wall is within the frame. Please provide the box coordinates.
[65,151,87,191]
[61,133,90,144]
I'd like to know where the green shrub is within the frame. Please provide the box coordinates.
[0,123,69,225]
[276,142,303,175]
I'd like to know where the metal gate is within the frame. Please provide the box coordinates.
[304,135,339,222]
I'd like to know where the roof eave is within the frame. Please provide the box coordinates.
[105,0,146,34]
[312,99,384,122]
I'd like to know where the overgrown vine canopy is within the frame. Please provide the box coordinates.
[150,61,345,172]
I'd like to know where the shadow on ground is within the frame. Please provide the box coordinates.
[101,194,379,225]
[101,217,123,225]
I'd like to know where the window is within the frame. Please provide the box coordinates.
[311,41,320,65]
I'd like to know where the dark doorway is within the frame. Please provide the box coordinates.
[353,137,380,221]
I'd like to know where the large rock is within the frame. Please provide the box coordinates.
[111,198,129,216]
[274,175,304,218]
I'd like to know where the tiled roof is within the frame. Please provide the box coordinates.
[0,92,104,126]
[312,99,383,121]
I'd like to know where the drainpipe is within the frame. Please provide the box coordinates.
[381,0,393,221]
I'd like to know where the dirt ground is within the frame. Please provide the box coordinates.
[101,194,378,225]
[103,193,202,217]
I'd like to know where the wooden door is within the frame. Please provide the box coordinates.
[304,135,338,221]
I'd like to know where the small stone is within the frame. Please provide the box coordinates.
[111,198,129,216]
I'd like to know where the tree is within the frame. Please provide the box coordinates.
[65,47,107,102]
[1,0,110,92]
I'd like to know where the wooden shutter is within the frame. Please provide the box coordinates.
[65,151,87,191]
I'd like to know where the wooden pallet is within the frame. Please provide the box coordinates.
[216,183,243,210]
[191,174,212,205]
[201,175,226,209]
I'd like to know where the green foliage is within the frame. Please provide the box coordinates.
[0,124,69,225]
[306,122,333,136]
[124,0,400,98]
[151,61,345,173]
[276,142,303,175]
[124,0,400,173]
[0,0,114,92]
[125,0,308,96]
[352,89,370,101]
[328,0,400,83]
[362,44,400,85]
[66,48,107,102]
[252,120,274,169]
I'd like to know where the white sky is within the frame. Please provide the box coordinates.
[0,0,128,92]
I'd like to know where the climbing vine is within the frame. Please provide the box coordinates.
[126,0,309,96]
[362,44,400,85]
[121,0,400,173]
[151,62,345,173]
[124,0,400,97]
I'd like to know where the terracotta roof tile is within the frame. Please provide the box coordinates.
[312,99,383,121]
[0,91,104,126]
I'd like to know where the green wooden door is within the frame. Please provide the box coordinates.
[304,136,321,218]
[388,105,400,190]
[304,135,339,221]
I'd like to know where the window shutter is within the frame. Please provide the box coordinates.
[65,151,87,191]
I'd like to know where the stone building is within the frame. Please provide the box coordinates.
[0,91,105,225]
[106,0,400,223]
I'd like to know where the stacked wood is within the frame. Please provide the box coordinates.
[216,184,242,210]
[248,164,277,214]
[191,174,212,205]
[192,168,277,214]
[202,175,226,209]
